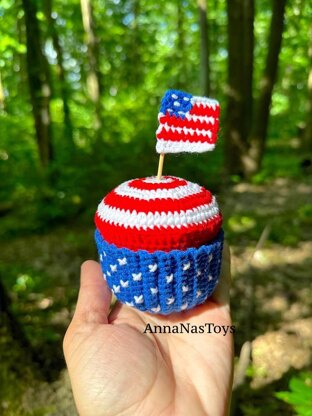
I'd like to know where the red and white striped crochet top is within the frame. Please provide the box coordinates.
[95,176,222,252]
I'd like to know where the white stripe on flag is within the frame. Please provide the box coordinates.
[157,123,213,138]
[156,140,215,154]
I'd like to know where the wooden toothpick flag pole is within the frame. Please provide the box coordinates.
[157,153,165,180]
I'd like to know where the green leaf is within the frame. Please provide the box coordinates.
[276,373,312,415]
[289,378,312,402]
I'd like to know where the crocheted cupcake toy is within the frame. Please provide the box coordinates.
[94,90,223,315]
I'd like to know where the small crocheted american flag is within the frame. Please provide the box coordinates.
[156,89,220,154]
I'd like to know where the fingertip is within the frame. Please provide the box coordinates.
[80,259,101,276]
[81,259,100,269]
[80,260,105,287]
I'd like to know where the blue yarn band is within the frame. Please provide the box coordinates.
[95,229,224,315]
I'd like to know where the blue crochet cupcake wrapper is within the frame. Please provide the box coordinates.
[95,229,224,315]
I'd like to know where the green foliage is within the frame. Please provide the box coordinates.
[275,373,312,416]
[0,0,312,413]
[0,0,311,238]
[228,215,257,233]
[298,204,312,225]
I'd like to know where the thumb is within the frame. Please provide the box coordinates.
[71,260,112,325]
[211,242,231,310]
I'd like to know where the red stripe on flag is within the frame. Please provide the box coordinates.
[189,103,220,118]
[159,114,219,134]
[157,128,217,144]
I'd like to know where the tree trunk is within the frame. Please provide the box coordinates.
[224,0,285,178]
[304,24,312,152]
[80,0,103,135]
[22,0,53,168]
[0,71,5,111]
[131,0,141,85]
[198,0,211,96]
[44,0,74,147]
[0,279,26,350]
[248,0,287,174]
[176,0,186,89]
[224,0,247,177]
[0,278,40,381]
[242,0,254,141]
[16,14,28,95]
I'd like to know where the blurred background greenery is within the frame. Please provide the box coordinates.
[0,0,311,414]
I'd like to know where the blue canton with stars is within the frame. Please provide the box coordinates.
[160,89,193,120]
[95,229,224,315]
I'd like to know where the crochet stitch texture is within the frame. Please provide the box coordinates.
[94,89,224,314]
[95,229,223,314]
[156,89,220,154]
[95,176,222,252]
[94,175,224,314]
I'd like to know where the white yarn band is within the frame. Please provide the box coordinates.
[143,177,174,184]
[156,123,213,138]
[191,96,219,109]
[156,140,215,154]
[114,180,202,201]
[97,197,219,230]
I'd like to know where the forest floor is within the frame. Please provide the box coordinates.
[0,176,311,416]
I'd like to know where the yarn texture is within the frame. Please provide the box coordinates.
[95,175,222,252]
[94,89,224,315]
[156,89,220,154]
[95,229,224,315]
[94,175,224,314]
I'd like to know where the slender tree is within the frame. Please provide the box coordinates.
[80,0,103,135]
[224,0,247,176]
[0,276,46,386]
[224,0,287,178]
[0,71,5,111]
[304,23,312,152]
[22,0,53,168]
[249,0,287,173]
[176,0,186,89]
[44,0,74,146]
[131,0,141,85]
[198,0,211,96]
[242,0,254,141]
[16,13,28,95]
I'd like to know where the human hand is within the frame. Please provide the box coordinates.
[63,244,233,416]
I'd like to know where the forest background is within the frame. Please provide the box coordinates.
[0,0,311,415]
